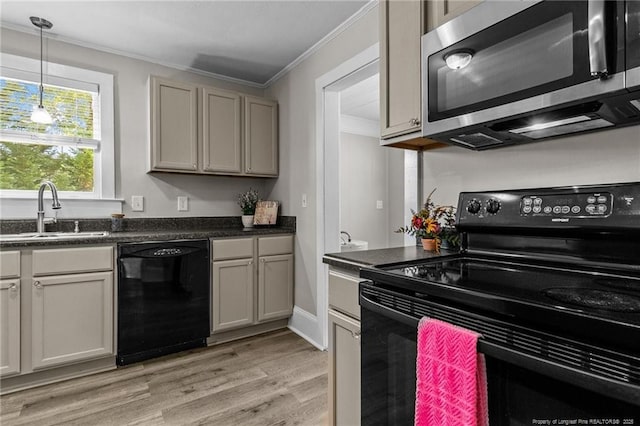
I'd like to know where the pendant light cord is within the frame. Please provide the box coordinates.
[39,22,44,107]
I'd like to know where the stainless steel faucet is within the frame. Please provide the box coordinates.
[340,230,352,244]
[37,180,61,233]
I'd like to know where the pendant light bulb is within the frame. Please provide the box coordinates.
[29,16,53,125]
[31,104,53,124]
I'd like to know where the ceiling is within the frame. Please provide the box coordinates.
[0,0,370,86]
[340,73,379,122]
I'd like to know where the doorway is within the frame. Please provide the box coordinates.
[314,44,417,348]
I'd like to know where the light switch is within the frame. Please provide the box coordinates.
[131,195,144,212]
[376,200,383,209]
[177,196,189,211]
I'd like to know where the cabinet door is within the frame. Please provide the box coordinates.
[212,258,254,333]
[328,310,361,426]
[201,87,242,173]
[257,254,293,322]
[150,76,198,172]
[244,96,278,176]
[31,272,114,370]
[0,279,20,377]
[427,0,483,31]
[380,0,425,139]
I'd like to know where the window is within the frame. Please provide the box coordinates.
[0,53,116,218]
[1,78,98,193]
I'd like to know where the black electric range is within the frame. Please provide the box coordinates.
[359,182,640,423]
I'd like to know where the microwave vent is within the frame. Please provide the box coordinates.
[625,99,640,114]
[450,133,504,148]
[519,118,614,139]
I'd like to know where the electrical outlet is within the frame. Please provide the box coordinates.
[177,196,189,211]
[302,193,308,208]
[131,195,144,212]
[376,200,384,209]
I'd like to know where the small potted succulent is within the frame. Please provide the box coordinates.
[238,188,259,228]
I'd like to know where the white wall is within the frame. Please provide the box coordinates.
[421,126,640,207]
[1,28,268,218]
[340,132,405,249]
[264,6,379,315]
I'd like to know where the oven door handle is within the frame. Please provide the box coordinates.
[359,292,420,327]
[479,341,640,406]
[360,292,640,406]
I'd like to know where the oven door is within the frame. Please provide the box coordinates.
[359,282,640,426]
[422,0,626,137]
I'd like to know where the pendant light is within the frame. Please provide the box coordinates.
[30,16,53,124]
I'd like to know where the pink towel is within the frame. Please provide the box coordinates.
[414,318,489,426]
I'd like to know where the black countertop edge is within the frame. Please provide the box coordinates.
[0,227,294,249]
[323,246,460,273]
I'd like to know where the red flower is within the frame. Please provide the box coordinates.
[412,216,423,230]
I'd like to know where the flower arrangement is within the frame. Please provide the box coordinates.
[237,188,260,215]
[396,188,459,248]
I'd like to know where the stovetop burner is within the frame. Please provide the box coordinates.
[543,288,640,313]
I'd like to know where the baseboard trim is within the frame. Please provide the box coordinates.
[288,306,325,350]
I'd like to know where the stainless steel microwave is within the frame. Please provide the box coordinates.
[421,0,640,150]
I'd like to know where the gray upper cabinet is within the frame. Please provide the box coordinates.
[427,0,483,31]
[244,96,278,176]
[149,76,279,177]
[201,87,242,174]
[380,0,424,140]
[379,0,450,151]
[149,77,199,172]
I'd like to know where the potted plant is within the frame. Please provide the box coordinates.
[396,188,459,251]
[237,188,259,228]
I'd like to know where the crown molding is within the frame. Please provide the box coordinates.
[263,0,378,87]
[0,0,377,90]
[0,21,266,89]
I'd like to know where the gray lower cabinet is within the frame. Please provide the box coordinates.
[0,251,20,378]
[211,257,254,332]
[30,271,114,370]
[328,309,361,426]
[0,246,115,390]
[257,254,294,322]
[328,267,362,425]
[211,235,294,335]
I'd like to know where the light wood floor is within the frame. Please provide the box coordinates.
[0,329,328,425]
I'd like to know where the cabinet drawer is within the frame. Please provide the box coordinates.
[258,235,293,256]
[329,270,361,320]
[212,238,254,260]
[0,251,20,279]
[33,246,113,276]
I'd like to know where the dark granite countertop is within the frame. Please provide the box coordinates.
[0,216,295,248]
[323,245,459,273]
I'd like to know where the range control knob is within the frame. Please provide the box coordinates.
[467,199,482,214]
[486,198,501,214]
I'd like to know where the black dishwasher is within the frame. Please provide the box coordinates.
[117,239,210,366]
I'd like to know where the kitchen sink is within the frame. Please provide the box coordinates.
[0,231,110,242]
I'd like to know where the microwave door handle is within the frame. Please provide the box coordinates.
[588,0,608,78]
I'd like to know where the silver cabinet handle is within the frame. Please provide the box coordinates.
[409,118,421,126]
[9,283,18,292]
[260,258,265,263]
[588,0,608,78]
[33,281,43,289]
[352,330,361,340]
